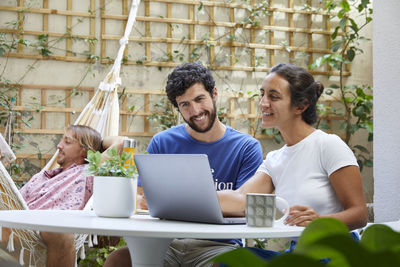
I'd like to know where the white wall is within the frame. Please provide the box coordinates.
[373,0,400,222]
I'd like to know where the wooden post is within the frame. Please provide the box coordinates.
[229,6,235,67]
[123,0,129,61]
[250,0,255,69]
[90,0,96,55]
[188,3,194,62]
[167,2,172,61]
[41,89,46,130]
[65,89,71,127]
[100,0,106,63]
[144,94,150,133]
[209,1,215,68]
[307,0,314,66]
[269,0,275,66]
[66,0,73,57]
[145,0,151,62]
[17,0,24,53]
[288,0,294,61]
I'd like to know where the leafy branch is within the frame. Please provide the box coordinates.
[309,0,373,170]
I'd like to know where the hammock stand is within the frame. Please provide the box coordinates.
[0,0,141,265]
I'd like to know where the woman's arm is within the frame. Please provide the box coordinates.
[285,165,367,230]
[327,165,368,229]
[218,171,274,217]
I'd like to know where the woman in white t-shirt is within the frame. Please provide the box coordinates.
[218,63,367,231]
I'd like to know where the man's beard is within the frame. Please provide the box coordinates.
[183,102,217,133]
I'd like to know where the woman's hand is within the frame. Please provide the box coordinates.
[284,205,320,227]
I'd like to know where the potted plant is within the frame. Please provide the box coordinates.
[86,147,137,218]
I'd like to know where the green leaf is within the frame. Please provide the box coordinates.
[364,122,373,133]
[338,9,346,19]
[331,26,339,40]
[295,219,360,265]
[361,224,400,252]
[198,2,203,11]
[339,17,347,30]
[296,218,349,251]
[309,54,331,70]
[361,0,370,9]
[349,124,359,134]
[318,123,330,130]
[347,49,355,62]
[339,121,347,130]
[358,160,364,172]
[364,159,373,167]
[340,1,350,12]
[273,134,282,144]
[349,18,359,32]
[331,40,342,52]
[366,133,373,143]
[354,145,370,154]
[0,47,6,57]
[209,248,268,267]
[354,106,365,117]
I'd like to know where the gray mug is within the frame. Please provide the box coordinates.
[246,193,290,227]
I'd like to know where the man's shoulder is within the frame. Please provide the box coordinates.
[224,126,260,144]
[152,124,186,139]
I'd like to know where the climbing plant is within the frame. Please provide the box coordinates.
[310,0,373,170]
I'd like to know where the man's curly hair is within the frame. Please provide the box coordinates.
[166,62,215,108]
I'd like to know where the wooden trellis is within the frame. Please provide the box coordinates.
[0,0,96,62]
[100,0,349,76]
[0,0,348,75]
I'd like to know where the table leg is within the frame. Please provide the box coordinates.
[124,236,172,267]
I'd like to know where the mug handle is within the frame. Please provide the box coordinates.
[275,196,290,224]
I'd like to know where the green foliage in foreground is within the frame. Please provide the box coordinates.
[85,147,137,177]
[210,218,400,267]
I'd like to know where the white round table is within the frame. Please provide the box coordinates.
[0,210,304,267]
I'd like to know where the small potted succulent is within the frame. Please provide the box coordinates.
[86,147,137,218]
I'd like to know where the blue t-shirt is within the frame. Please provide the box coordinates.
[144,124,263,245]
[146,124,263,190]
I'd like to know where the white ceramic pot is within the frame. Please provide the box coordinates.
[93,175,137,218]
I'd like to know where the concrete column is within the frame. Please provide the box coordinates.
[373,0,400,222]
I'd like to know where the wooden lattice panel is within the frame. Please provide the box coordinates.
[0,0,96,62]
[0,0,349,75]
[0,80,345,182]
[100,0,349,76]
[2,81,344,137]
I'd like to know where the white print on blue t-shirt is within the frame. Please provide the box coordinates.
[214,179,233,190]
[211,169,234,190]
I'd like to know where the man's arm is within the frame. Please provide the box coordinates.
[100,136,126,162]
[136,186,148,210]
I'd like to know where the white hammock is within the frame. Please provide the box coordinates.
[0,0,141,266]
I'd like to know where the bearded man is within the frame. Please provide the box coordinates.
[105,62,263,267]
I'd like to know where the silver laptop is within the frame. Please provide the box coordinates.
[135,154,246,224]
